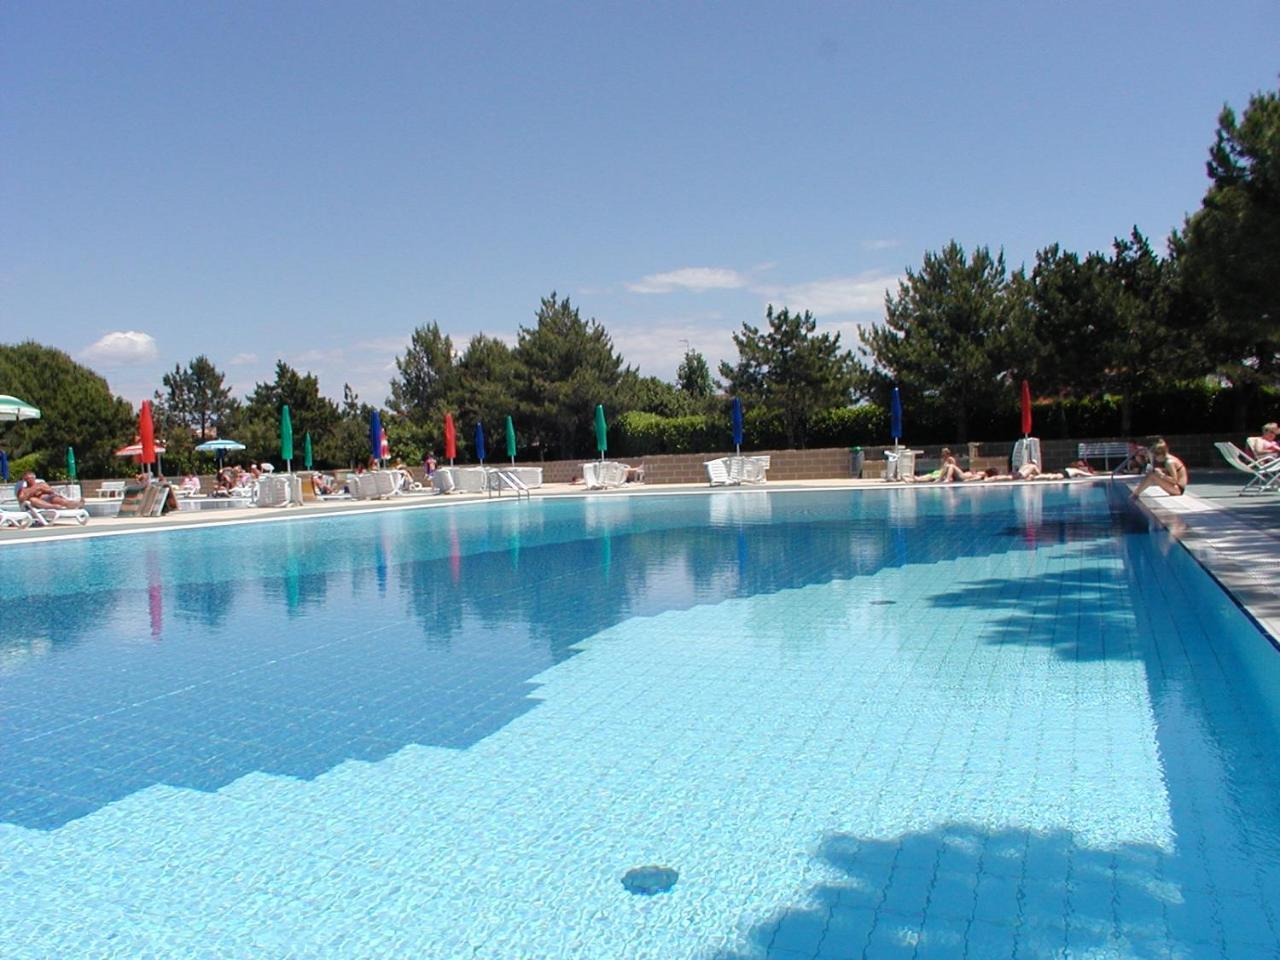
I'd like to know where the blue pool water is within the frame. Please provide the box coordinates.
[2,485,1279,958]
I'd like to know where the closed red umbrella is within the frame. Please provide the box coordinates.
[139,400,157,468]
[444,412,457,465]
[1020,380,1032,438]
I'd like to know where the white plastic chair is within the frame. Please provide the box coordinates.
[1215,441,1280,494]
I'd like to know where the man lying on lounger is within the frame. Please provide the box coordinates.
[15,471,85,510]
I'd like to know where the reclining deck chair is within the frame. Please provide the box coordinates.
[1215,441,1280,495]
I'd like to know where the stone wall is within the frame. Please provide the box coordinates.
[71,432,1232,495]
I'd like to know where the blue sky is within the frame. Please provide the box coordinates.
[3,2,1277,408]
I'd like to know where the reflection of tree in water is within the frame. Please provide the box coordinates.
[717,825,1236,960]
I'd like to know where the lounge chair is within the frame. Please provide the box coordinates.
[1215,441,1280,495]
[1,508,33,528]
[705,458,737,486]
[26,505,90,526]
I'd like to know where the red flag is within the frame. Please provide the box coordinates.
[139,400,157,465]
[444,413,457,463]
[1020,380,1032,437]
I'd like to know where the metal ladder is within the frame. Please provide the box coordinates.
[488,469,531,501]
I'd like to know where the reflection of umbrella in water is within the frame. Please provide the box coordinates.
[0,395,41,421]
[194,438,245,468]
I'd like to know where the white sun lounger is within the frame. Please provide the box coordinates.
[1,508,33,528]
[705,458,737,486]
[1215,441,1280,494]
[26,506,90,526]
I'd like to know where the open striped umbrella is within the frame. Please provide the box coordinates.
[0,395,40,421]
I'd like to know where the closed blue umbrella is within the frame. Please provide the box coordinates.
[890,386,903,445]
[0,448,9,481]
[474,421,486,464]
[369,409,383,465]
[731,396,744,455]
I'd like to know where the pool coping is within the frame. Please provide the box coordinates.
[1136,490,1280,648]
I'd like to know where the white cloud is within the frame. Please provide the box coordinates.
[608,317,736,381]
[81,330,158,365]
[228,352,258,366]
[752,272,900,317]
[862,239,900,251]
[626,267,751,294]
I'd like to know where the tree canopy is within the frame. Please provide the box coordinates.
[720,305,856,448]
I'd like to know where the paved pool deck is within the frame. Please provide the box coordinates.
[4,469,1276,644]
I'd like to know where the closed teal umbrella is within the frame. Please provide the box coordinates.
[304,432,313,470]
[66,446,77,480]
[281,404,294,472]
[505,415,516,464]
[594,404,607,460]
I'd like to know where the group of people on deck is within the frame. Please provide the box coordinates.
[899,439,1192,496]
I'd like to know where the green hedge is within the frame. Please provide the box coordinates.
[606,383,1276,456]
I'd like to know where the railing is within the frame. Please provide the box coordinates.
[489,469,531,501]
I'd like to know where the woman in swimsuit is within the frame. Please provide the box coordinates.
[1132,439,1188,498]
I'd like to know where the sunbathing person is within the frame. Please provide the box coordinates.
[1132,439,1188,498]
[1249,422,1280,458]
[15,472,85,509]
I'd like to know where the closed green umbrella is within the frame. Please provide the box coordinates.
[505,415,516,464]
[280,404,294,472]
[304,432,313,470]
[594,404,607,460]
[66,446,77,480]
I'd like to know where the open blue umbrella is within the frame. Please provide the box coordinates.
[195,438,246,468]
[731,396,744,455]
[369,409,383,465]
[474,421,486,464]
[890,386,903,445]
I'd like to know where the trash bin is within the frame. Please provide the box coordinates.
[850,447,864,478]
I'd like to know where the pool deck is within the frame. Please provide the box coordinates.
[4,469,1277,643]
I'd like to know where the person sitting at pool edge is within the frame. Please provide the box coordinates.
[15,471,85,510]
[1132,439,1187,498]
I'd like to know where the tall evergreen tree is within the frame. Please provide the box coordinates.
[1174,84,1280,429]
[858,242,1012,441]
[388,322,458,423]
[720,305,855,448]
[513,292,628,458]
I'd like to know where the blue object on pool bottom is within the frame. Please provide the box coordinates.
[622,865,679,895]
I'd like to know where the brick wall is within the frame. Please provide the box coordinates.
[70,433,1230,494]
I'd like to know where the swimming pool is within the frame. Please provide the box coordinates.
[3,485,1278,957]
